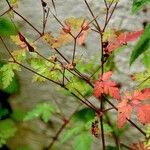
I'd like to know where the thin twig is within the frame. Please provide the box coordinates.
[46,105,81,150]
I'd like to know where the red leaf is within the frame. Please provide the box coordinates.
[93,71,120,100]
[126,30,144,42]
[117,88,150,128]
[138,88,150,100]
[106,30,143,53]
[137,104,150,124]
[100,71,112,81]
[118,102,133,128]
[77,31,87,45]
[109,86,120,100]
[130,141,149,150]
[93,81,103,98]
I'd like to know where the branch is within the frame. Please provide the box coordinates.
[45,105,81,150]
[83,0,101,33]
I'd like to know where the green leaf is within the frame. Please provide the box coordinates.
[142,50,150,69]
[11,109,27,122]
[0,64,15,88]
[24,103,55,123]
[132,0,150,13]
[0,108,10,120]
[73,108,95,123]
[11,50,26,62]
[106,146,118,150]
[66,77,93,97]
[0,63,20,89]
[130,24,150,65]
[0,119,17,148]
[0,17,17,36]
[29,57,61,82]
[73,133,93,150]
[104,123,113,133]
[61,126,83,144]
[133,69,150,89]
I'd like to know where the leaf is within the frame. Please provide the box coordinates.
[130,141,149,150]
[11,109,27,122]
[11,50,26,62]
[28,56,61,82]
[106,0,119,3]
[0,119,17,148]
[61,126,83,144]
[66,77,93,97]
[73,108,95,123]
[106,146,118,150]
[0,108,10,120]
[117,88,150,128]
[9,0,19,7]
[133,69,150,89]
[73,133,93,150]
[0,63,20,89]
[0,17,17,36]
[43,17,89,48]
[118,102,133,128]
[130,24,150,65]
[132,0,150,13]
[142,50,150,69]
[24,103,55,123]
[137,104,150,124]
[93,71,120,100]
[107,30,143,54]
[0,62,19,94]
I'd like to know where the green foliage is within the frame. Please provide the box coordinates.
[0,108,9,120]
[66,77,93,97]
[11,50,26,62]
[76,56,99,76]
[0,17,17,36]
[28,56,61,82]
[73,108,95,123]
[0,119,17,147]
[73,133,93,150]
[133,69,150,89]
[130,24,150,65]
[104,54,115,72]
[9,0,18,5]
[11,109,27,122]
[0,63,20,89]
[132,0,150,13]
[24,103,55,123]
[142,50,150,69]
[106,146,118,150]
[106,0,119,3]
[61,126,83,144]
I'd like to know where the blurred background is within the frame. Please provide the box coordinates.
[0,0,150,150]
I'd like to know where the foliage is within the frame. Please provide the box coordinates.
[93,71,120,100]
[0,119,17,147]
[0,0,150,149]
[117,88,150,128]
[73,133,93,150]
[133,69,150,89]
[24,103,55,123]
[0,63,20,89]
[0,17,17,36]
[132,0,150,13]
[130,24,150,65]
